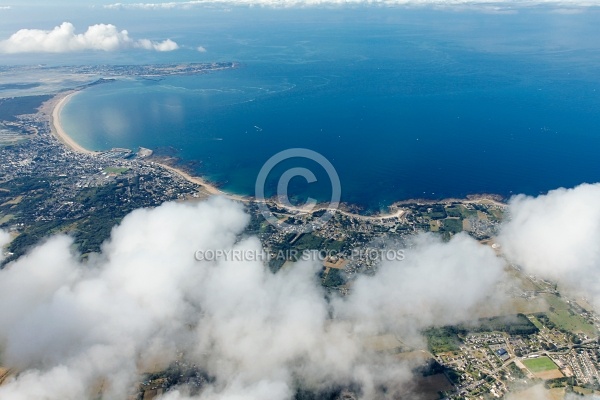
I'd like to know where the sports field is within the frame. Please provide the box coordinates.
[523,356,558,373]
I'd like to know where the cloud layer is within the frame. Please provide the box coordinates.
[2,181,599,398]
[0,197,504,399]
[0,22,179,54]
[499,183,600,303]
[104,0,600,10]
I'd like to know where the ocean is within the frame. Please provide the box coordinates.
[60,8,600,211]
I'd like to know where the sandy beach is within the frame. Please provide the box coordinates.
[46,91,246,201]
[154,162,250,203]
[49,91,99,155]
[47,92,408,220]
[44,91,490,222]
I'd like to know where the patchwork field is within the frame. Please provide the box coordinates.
[542,294,597,336]
[509,386,565,400]
[535,369,564,380]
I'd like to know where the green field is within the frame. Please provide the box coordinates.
[523,357,558,373]
[542,294,597,336]
[424,327,462,353]
[442,218,463,234]
[451,205,477,219]
[528,315,545,330]
[104,167,129,175]
[0,214,14,224]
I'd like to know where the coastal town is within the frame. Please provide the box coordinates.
[427,288,600,399]
[1,73,600,399]
[0,80,504,267]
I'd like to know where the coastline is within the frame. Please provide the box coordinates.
[390,195,507,210]
[141,161,418,221]
[46,91,246,201]
[131,157,412,221]
[45,91,506,220]
[48,91,99,156]
[154,161,250,203]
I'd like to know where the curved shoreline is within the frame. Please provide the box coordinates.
[48,91,244,202]
[49,91,99,156]
[46,91,506,221]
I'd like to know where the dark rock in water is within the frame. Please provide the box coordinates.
[152,146,180,158]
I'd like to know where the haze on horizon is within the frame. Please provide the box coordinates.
[0,0,598,66]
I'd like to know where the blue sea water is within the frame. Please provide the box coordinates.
[60,8,600,211]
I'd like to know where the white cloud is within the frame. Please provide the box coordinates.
[335,233,505,340]
[137,38,180,51]
[197,45,207,52]
[0,22,179,54]
[103,0,600,10]
[105,1,204,9]
[549,7,586,13]
[4,176,600,398]
[0,197,505,399]
[499,183,600,303]
[0,6,12,10]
